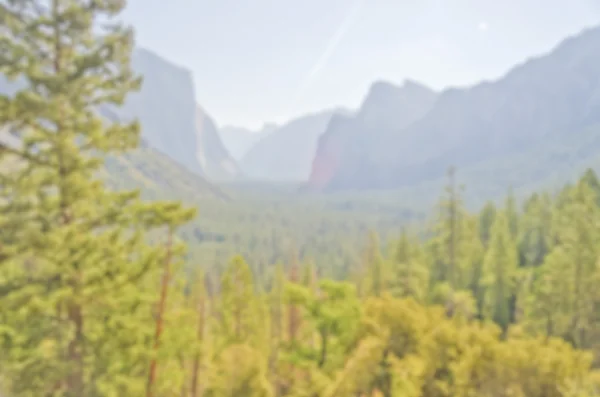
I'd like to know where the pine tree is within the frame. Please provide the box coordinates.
[446,167,460,284]
[429,167,472,290]
[365,231,386,298]
[482,212,519,331]
[518,193,553,268]
[478,201,497,248]
[147,218,195,397]
[0,1,195,395]
[218,255,259,347]
[268,264,285,397]
[286,250,302,344]
[189,268,208,397]
[524,247,572,338]
[461,215,485,315]
[505,187,520,240]
[580,168,600,205]
[389,231,429,302]
[550,180,600,348]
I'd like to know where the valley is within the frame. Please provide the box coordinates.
[2,2,600,395]
[81,23,600,213]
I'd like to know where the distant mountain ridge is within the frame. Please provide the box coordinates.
[241,108,351,182]
[308,25,600,191]
[219,123,278,161]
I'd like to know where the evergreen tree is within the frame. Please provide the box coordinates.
[550,180,600,348]
[505,187,520,240]
[482,212,519,331]
[189,268,209,397]
[518,193,553,268]
[218,255,261,348]
[580,168,600,205]
[0,1,195,395]
[478,201,497,248]
[364,232,386,297]
[524,247,572,339]
[428,167,474,291]
[389,231,429,302]
[268,264,286,396]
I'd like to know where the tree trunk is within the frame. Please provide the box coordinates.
[146,228,174,397]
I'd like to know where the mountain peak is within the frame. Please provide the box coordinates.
[361,80,435,114]
[356,79,438,129]
[402,78,434,92]
[366,79,433,99]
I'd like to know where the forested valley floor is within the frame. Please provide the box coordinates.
[3,1,600,397]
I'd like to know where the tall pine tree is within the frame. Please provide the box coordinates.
[0,1,195,396]
[482,212,519,331]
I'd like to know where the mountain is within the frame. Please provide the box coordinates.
[308,25,600,191]
[219,123,277,161]
[101,108,227,200]
[308,80,438,189]
[241,109,349,182]
[114,48,202,174]
[113,48,240,180]
[0,51,227,200]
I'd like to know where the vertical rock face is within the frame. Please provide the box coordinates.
[113,48,240,180]
[307,114,353,190]
[118,48,203,175]
[307,80,438,190]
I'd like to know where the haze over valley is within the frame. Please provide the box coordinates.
[17,22,597,209]
[4,2,600,395]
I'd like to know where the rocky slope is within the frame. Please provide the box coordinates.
[308,25,600,191]
[241,109,349,182]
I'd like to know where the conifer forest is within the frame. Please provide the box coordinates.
[2,1,600,397]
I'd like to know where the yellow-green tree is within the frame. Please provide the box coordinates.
[482,212,518,331]
[0,1,194,396]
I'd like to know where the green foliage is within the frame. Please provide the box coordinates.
[0,1,194,396]
[482,211,519,330]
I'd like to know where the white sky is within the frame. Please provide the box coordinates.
[123,0,600,129]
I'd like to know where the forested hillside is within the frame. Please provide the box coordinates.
[2,1,600,397]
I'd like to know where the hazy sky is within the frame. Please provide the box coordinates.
[123,0,600,129]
